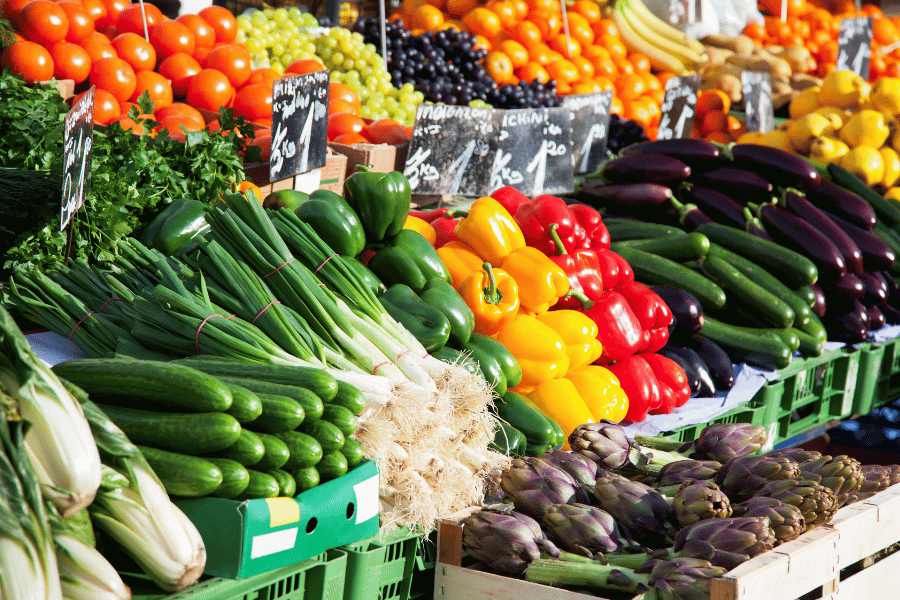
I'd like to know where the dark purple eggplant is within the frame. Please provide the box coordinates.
[671,197,714,230]
[821,309,869,343]
[808,282,827,317]
[820,210,896,271]
[822,272,866,309]
[805,180,877,230]
[783,191,863,274]
[679,184,747,229]
[744,208,774,242]
[578,181,673,208]
[880,270,900,301]
[663,344,716,397]
[754,202,846,281]
[648,285,704,335]
[657,347,701,397]
[729,144,821,191]
[690,166,773,202]
[602,153,691,185]
[867,305,886,331]
[882,303,900,325]
[617,139,722,171]
[859,271,889,305]
[686,335,735,391]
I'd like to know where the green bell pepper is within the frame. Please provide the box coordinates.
[458,333,523,396]
[378,284,451,352]
[419,278,475,346]
[367,230,452,294]
[142,198,210,256]
[342,256,386,297]
[343,165,411,244]
[490,421,526,456]
[494,391,555,446]
[430,346,480,374]
[293,190,366,258]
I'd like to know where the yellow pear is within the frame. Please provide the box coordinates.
[818,71,867,110]
[872,78,900,115]
[841,145,885,187]
[756,129,794,152]
[880,147,900,190]
[789,87,820,119]
[809,136,849,163]
[839,110,890,148]
[788,114,835,154]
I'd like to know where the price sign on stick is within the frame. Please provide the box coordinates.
[60,87,94,232]
[491,107,574,196]
[402,104,496,196]
[836,17,874,78]
[562,91,613,175]
[742,70,774,134]
[270,70,329,182]
[657,74,701,140]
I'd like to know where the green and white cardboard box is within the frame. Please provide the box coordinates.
[176,461,380,578]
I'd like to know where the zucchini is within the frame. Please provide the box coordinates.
[137,446,222,497]
[694,223,818,286]
[217,429,266,466]
[493,391,554,445]
[54,358,233,412]
[238,470,281,500]
[605,220,687,240]
[290,467,320,493]
[321,404,358,438]
[315,451,348,483]
[265,468,296,497]
[794,285,817,309]
[612,245,727,310]
[300,419,344,454]
[206,458,250,499]
[224,384,263,424]
[701,255,795,328]
[218,377,323,422]
[250,393,306,434]
[828,162,900,226]
[174,358,338,401]
[800,312,828,343]
[699,318,792,371]
[611,232,710,261]
[329,381,366,416]
[790,327,825,357]
[254,433,291,471]
[341,438,366,470]
[97,405,241,454]
[277,431,323,469]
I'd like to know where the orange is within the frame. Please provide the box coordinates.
[571,79,603,94]
[518,60,549,83]
[549,32,580,57]
[510,20,542,48]
[706,131,732,144]
[600,34,627,61]
[485,50,514,83]
[528,11,561,39]
[645,86,664,104]
[701,109,728,136]
[566,12,594,47]
[474,34,492,51]
[412,4,444,30]
[628,52,651,73]
[610,95,623,115]
[528,0,558,13]
[765,17,791,40]
[696,89,730,121]
[571,55,594,78]
[874,17,899,45]
[556,79,572,95]
[583,44,611,64]
[792,19,811,39]
[572,0,601,25]
[486,0,517,28]
[615,58,635,75]
[446,0,477,17]
[594,75,614,91]
[499,39,529,68]
[593,57,618,79]
[593,18,618,38]
[528,42,554,65]
[400,0,428,16]
[463,7,502,38]
[624,97,653,129]
[818,40,838,64]
[743,22,765,40]
[642,95,661,126]
[643,72,661,91]
[425,0,447,9]
[616,72,646,102]
[545,57,579,83]
[237,181,263,203]
[656,71,676,88]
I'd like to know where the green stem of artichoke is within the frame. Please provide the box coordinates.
[635,435,686,453]
[525,558,647,592]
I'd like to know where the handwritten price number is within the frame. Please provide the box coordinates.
[403,146,440,190]
[60,90,93,231]
[578,123,604,173]
[490,148,523,190]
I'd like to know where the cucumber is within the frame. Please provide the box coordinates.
[794,285,817,309]
[341,438,366,470]
[97,405,241,454]
[290,467,320,493]
[265,468,296,497]
[54,358,233,412]
[238,471,281,500]
[218,429,266,467]
[276,431,323,469]
[493,391,554,445]
[137,446,222,497]
[300,420,345,454]
[174,358,338,401]
[699,318,792,371]
[605,220,687,241]
[254,433,291,471]
[611,232,710,261]
[218,377,323,422]
[790,327,825,357]
[612,245,727,310]
[828,162,900,226]
[315,451,348,483]
[250,393,306,434]
[321,404,358,438]
[701,255,795,328]
[206,458,250,499]
[329,381,366,416]
[224,384,263,424]
[694,223,818,286]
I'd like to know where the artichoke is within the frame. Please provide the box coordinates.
[461,510,560,574]
[731,497,805,545]
[541,503,627,557]
[673,481,732,528]
[500,457,582,518]
[691,424,768,463]
[846,464,892,504]
[538,450,600,498]
[767,448,822,464]
[636,557,728,600]
[797,454,863,507]
[673,517,776,571]
[754,478,838,530]
[884,464,900,486]
[568,421,646,471]
[594,471,672,544]
[714,454,801,502]
[657,459,722,488]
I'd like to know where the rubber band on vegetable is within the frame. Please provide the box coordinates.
[392,350,411,365]
[252,300,282,324]
[372,361,391,374]
[69,312,95,340]
[262,258,296,279]
[195,314,235,354]
[315,253,338,274]
[97,297,126,313]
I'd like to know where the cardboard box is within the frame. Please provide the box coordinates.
[176,461,379,579]
[244,148,347,197]
[328,140,409,180]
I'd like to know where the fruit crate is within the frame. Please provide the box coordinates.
[853,336,900,415]
[341,526,421,600]
[409,534,437,600]
[658,391,774,446]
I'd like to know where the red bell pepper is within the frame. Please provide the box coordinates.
[641,352,691,415]
[617,282,673,354]
[606,355,662,422]
[514,195,585,256]
[573,289,644,364]
[409,207,448,221]
[570,204,610,250]
[430,213,459,248]
[548,223,604,309]
[490,186,530,216]
[594,249,635,291]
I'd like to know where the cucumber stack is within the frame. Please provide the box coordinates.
[53,357,368,500]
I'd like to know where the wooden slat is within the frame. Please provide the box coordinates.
[434,563,617,600]
[831,485,900,569]
[437,520,463,568]
[833,548,900,599]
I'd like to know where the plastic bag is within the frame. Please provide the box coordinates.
[643,0,720,39]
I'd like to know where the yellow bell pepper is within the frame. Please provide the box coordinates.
[402,216,437,246]
[458,263,520,336]
[437,241,485,288]
[496,313,569,386]
[500,247,569,314]
[453,196,525,267]
[527,378,594,450]
[566,365,630,423]
[536,310,603,371]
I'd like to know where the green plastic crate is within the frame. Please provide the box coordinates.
[658,385,773,445]
[408,535,436,600]
[854,341,887,416]
[341,526,420,600]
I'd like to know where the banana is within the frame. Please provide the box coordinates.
[611,5,689,75]
[618,0,705,70]
[622,0,707,55]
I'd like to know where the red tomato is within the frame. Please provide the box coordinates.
[89,55,135,102]
[185,67,235,112]
[115,3,163,36]
[19,0,69,46]
[49,40,91,82]
[0,40,53,82]
[81,37,116,62]
[96,0,126,28]
[245,67,279,87]
[285,57,324,75]
[157,52,200,97]
[112,31,155,72]
[329,82,361,112]
[131,69,172,110]
[155,102,204,128]
[327,112,365,141]
[198,6,237,43]
[57,1,94,43]
[232,83,272,122]
[150,19,195,59]
[203,43,250,88]
[176,13,215,48]
[76,87,119,124]
[80,0,107,25]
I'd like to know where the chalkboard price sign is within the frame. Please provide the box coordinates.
[270,70,329,182]
[669,0,700,26]
[491,107,573,196]
[836,17,873,78]
[403,104,495,196]
[562,90,613,175]
[657,74,701,140]
[60,87,94,232]
[741,70,774,134]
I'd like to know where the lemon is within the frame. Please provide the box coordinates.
[818,71,867,110]
[789,87,820,119]
[737,131,763,144]
[809,136,850,163]
[812,106,846,131]
[885,187,900,203]
[872,78,900,115]
[880,147,900,189]
[841,145,885,187]
[788,114,835,154]
[839,110,890,148]
[756,129,794,152]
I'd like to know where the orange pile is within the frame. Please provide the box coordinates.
[690,89,747,143]
[746,1,900,81]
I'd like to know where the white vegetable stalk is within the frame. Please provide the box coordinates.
[0,537,48,600]
[55,535,130,600]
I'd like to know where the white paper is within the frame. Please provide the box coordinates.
[250,527,298,559]
[26,331,89,366]
[353,475,380,525]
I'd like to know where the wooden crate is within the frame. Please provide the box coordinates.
[244,148,347,196]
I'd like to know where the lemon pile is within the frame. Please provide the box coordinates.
[739,70,900,200]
